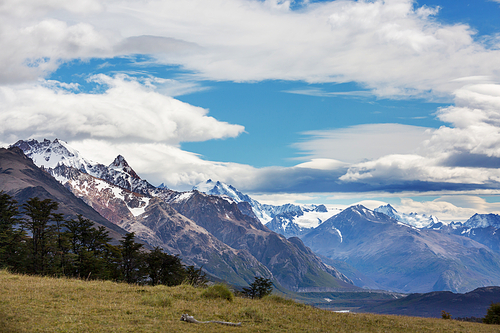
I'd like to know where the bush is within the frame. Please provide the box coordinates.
[483,302,500,324]
[201,284,234,302]
[441,310,451,320]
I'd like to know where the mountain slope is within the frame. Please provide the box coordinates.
[302,205,500,293]
[41,163,273,287]
[14,139,352,291]
[163,190,355,291]
[374,204,442,228]
[0,147,128,242]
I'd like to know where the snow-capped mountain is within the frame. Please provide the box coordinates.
[11,139,353,290]
[193,179,342,237]
[193,179,269,220]
[12,139,159,196]
[302,204,500,293]
[374,204,443,228]
[464,213,500,229]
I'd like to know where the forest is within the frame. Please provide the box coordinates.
[0,192,206,286]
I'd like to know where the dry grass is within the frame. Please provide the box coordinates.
[0,269,498,332]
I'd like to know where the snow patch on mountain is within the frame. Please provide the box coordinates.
[375,204,444,228]
[13,139,160,196]
[332,226,343,243]
[13,138,99,172]
[193,179,342,238]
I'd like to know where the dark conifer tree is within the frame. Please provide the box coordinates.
[0,192,27,271]
[143,247,186,286]
[242,276,274,299]
[21,197,59,274]
[119,232,144,284]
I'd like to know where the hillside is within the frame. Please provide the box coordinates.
[0,270,497,333]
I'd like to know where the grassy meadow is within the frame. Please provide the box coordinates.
[0,269,498,332]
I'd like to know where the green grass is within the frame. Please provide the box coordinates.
[0,269,498,332]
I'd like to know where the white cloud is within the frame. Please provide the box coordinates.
[396,196,500,222]
[68,139,256,190]
[0,75,244,145]
[330,83,500,188]
[295,123,433,164]
[1,0,500,97]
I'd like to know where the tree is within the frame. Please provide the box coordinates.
[441,310,451,320]
[119,232,144,284]
[21,197,59,274]
[64,215,115,279]
[143,247,186,286]
[184,265,208,287]
[484,302,500,324]
[0,192,27,271]
[242,276,273,299]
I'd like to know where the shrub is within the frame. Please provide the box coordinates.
[483,302,500,324]
[201,284,234,302]
[441,310,451,319]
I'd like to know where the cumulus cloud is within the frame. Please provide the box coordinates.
[1,0,500,204]
[0,75,244,145]
[67,139,255,190]
[332,83,500,191]
[1,0,500,97]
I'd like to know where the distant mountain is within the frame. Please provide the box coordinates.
[14,139,353,291]
[359,286,500,318]
[193,179,342,238]
[302,205,500,293]
[437,213,500,254]
[465,213,500,229]
[374,204,442,228]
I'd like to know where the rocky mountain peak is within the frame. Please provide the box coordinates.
[109,155,140,180]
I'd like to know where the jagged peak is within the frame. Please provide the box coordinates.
[109,155,140,180]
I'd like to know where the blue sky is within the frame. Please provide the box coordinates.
[2,0,500,220]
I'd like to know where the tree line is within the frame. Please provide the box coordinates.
[0,192,207,286]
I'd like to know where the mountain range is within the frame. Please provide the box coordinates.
[193,179,342,238]
[193,177,500,294]
[9,138,500,295]
[9,139,353,291]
